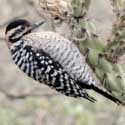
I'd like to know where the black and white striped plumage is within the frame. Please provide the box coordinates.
[5,19,121,104]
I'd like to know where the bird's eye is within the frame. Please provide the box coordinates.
[21,26,25,30]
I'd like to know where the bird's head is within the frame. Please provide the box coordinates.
[5,19,45,47]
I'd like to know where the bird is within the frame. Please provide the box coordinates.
[5,19,122,104]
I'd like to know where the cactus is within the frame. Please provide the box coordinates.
[105,0,125,63]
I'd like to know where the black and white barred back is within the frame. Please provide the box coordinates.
[10,39,95,102]
[5,19,122,104]
[23,32,95,85]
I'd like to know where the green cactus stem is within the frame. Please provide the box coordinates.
[71,0,125,104]
[105,0,125,63]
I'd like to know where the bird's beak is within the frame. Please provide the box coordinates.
[30,20,45,31]
[22,20,45,36]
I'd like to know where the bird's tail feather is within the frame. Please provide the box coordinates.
[77,81,122,104]
[91,84,122,104]
[83,93,96,103]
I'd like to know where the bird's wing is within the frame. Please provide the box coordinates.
[23,44,96,102]
[23,32,94,84]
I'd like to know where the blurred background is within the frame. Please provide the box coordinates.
[0,0,125,125]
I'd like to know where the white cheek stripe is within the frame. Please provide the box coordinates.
[6,26,22,39]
